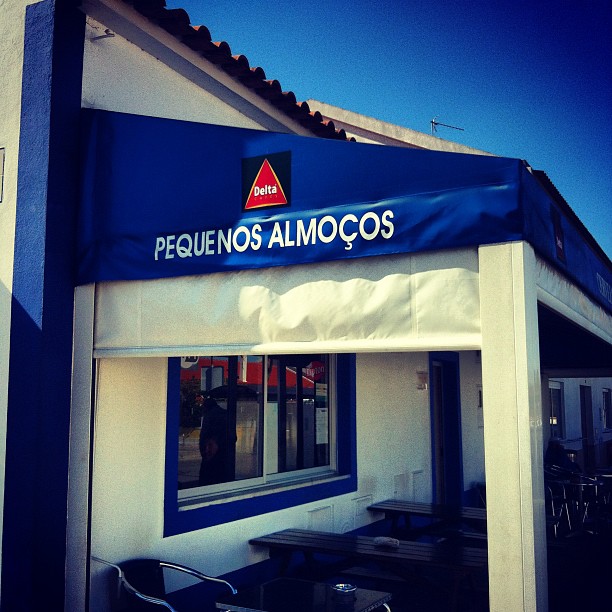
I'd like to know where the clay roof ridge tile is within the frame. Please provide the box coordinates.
[281,90,297,104]
[180,25,214,52]
[212,40,232,55]
[250,66,266,80]
[336,128,348,140]
[222,54,250,77]
[191,25,212,41]
[265,79,282,90]
[156,8,192,36]
[310,110,323,122]
[237,66,267,88]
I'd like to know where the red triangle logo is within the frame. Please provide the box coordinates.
[244,159,288,210]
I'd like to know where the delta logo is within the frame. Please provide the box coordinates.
[242,151,291,211]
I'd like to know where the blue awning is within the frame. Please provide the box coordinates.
[77,109,611,315]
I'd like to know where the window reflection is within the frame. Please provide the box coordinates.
[178,354,331,493]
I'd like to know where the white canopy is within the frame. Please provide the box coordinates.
[93,248,481,357]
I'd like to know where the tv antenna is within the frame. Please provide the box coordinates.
[430,116,464,136]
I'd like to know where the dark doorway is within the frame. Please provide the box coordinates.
[580,385,595,472]
[430,352,464,505]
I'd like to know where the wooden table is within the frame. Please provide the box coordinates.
[249,528,487,611]
[367,499,487,537]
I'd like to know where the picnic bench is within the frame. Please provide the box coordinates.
[249,528,487,611]
[367,499,487,540]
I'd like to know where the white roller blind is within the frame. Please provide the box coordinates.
[93,250,482,356]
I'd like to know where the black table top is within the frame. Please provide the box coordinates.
[216,578,391,612]
[367,499,486,522]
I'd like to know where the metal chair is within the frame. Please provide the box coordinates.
[544,469,572,536]
[545,484,570,538]
[568,474,604,533]
[93,557,237,611]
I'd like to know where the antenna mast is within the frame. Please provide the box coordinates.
[430,116,464,136]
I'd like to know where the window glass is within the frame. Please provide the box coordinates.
[549,381,565,439]
[177,354,333,497]
[603,389,611,430]
[267,355,330,475]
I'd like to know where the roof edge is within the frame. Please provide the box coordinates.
[116,0,354,141]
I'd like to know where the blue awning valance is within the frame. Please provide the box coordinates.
[78,109,611,314]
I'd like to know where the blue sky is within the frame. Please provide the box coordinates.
[166,0,612,258]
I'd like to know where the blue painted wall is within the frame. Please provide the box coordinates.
[1,1,84,609]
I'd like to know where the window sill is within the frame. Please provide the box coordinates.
[178,471,348,512]
[165,469,357,535]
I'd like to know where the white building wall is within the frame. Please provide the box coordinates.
[89,352,435,608]
[82,16,266,130]
[460,351,486,493]
[355,353,432,505]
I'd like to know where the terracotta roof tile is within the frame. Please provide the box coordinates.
[122,0,354,141]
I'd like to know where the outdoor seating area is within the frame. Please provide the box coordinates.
[247,528,487,612]
[360,493,612,611]
[93,491,612,612]
[241,500,490,611]
[241,495,612,612]
[544,464,612,537]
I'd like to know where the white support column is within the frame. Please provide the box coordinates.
[65,284,96,612]
[479,242,547,611]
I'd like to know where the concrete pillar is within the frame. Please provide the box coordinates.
[479,242,547,611]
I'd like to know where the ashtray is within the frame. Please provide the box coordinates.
[331,583,357,601]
